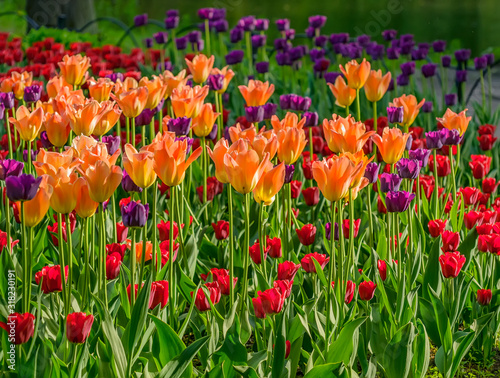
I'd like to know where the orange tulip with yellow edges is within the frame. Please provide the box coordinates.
[92,101,122,137]
[238,80,275,107]
[322,115,375,154]
[114,77,139,95]
[253,162,285,205]
[123,144,157,188]
[58,54,91,87]
[207,139,230,184]
[70,135,98,156]
[211,66,235,94]
[171,85,209,118]
[79,160,122,203]
[34,149,78,178]
[74,177,99,218]
[47,168,79,214]
[52,87,86,115]
[88,78,115,102]
[276,127,307,165]
[67,100,106,136]
[228,123,257,143]
[153,133,202,187]
[436,108,471,136]
[9,106,44,142]
[372,127,411,165]
[312,155,362,202]
[327,76,357,108]
[45,112,71,147]
[192,103,219,137]
[140,76,167,109]
[390,94,425,129]
[78,142,120,172]
[339,59,371,89]
[223,139,270,194]
[364,70,392,103]
[6,71,33,99]
[252,133,278,161]
[112,86,149,119]
[161,70,189,98]
[185,54,214,84]
[46,75,72,99]
[271,112,306,131]
[343,151,373,200]
[21,175,53,227]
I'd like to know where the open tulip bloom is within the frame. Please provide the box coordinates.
[0,9,498,378]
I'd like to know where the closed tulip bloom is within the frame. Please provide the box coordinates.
[380,173,402,192]
[35,265,68,293]
[58,54,91,87]
[192,103,219,137]
[339,58,371,89]
[259,287,286,314]
[46,75,72,99]
[312,155,361,202]
[192,282,222,311]
[428,219,447,238]
[372,127,411,164]
[278,261,301,280]
[47,168,79,214]
[212,220,230,240]
[253,162,285,205]
[88,78,114,102]
[364,70,391,102]
[389,95,425,128]
[436,108,471,136]
[45,112,71,147]
[296,224,317,246]
[207,138,230,183]
[271,112,306,131]
[9,106,44,142]
[0,159,24,180]
[92,102,122,137]
[123,144,157,188]
[67,100,107,136]
[223,139,270,194]
[252,297,266,318]
[439,251,466,278]
[322,114,375,153]
[6,174,42,202]
[171,85,209,118]
[106,252,122,280]
[210,66,235,94]
[301,252,329,273]
[477,289,492,306]
[441,230,460,252]
[22,176,53,227]
[239,80,275,107]
[160,70,189,98]
[150,280,169,309]
[74,177,99,218]
[80,160,122,203]
[112,86,149,118]
[66,312,94,344]
[385,190,415,213]
[327,76,357,108]
[252,133,278,161]
[0,313,35,345]
[358,281,377,300]
[139,76,167,110]
[277,127,307,164]
[378,260,387,281]
[113,77,139,95]
[302,187,320,206]
[185,54,215,84]
[121,200,149,228]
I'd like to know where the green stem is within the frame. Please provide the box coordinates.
[130,229,136,308]
[132,117,136,147]
[448,147,457,200]
[126,117,130,145]
[228,185,235,306]
[205,19,211,56]
[66,215,73,313]
[432,150,439,218]
[138,188,148,289]
[152,183,158,280]
[57,213,68,315]
[202,137,208,222]
[240,193,251,312]
[356,89,361,121]
[325,201,337,352]
[5,118,13,159]
[372,101,378,156]
[258,203,267,277]
[245,31,253,74]
[169,185,176,327]
[83,218,90,309]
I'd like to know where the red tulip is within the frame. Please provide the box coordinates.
[377,260,387,281]
[302,159,314,180]
[428,219,447,238]
[296,224,316,246]
[358,281,377,301]
[342,219,361,239]
[0,230,19,252]
[482,210,497,224]
[278,261,301,281]
[477,289,492,306]
[106,243,127,259]
[66,312,94,344]
[196,177,224,203]
[159,240,179,266]
[267,237,282,258]
[192,282,221,312]
[301,252,329,273]
[429,154,451,177]
[439,251,466,278]
[377,196,387,214]
[212,220,229,240]
[105,252,122,280]
[116,222,129,243]
[441,230,460,252]
[0,312,35,345]
[482,178,499,194]
[35,265,68,294]
[285,340,291,358]
[273,279,293,298]
[477,234,493,253]
[332,280,356,304]
[477,224,493,235]
[200,268,237,296]
[290,180,302,199]
[464,211,484,230]
[249,241,269,264]
[252,296,266,318]
[259,287,285,314]
[302,187,320,206]
[477,134,497,151]
[460,187,480,207]
[157,220,181,242]
[150,280,169,309]
[469,155,491,179]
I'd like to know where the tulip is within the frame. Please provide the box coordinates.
[192,282,222,311]
[252,297,266,318]
[477,289,492,306]
[249,241,269,264]
[259,287,286,314]
[0,159,24,180]
[93,102,122,137]
[482,178,499,194]
[210,66,235,93]
[35,265,68,294]
[47,169,79,214]
[0,313,35,344]
[112,87,149,119]
[469,155,492,180]
[192,103,219,137]
[322,115,375,154]
[266,237,282,258]
[66,312,94,344]
[150,280,169,309]
[106,252,122,280]
[339,59,371,89]
[342,219,361,239]
[121,201,149,229]
[364,162,380,184]
[387,106,404,124]
[139,76,167,110]
[157,220,181,242]
[302,187,320,206]
[396,158,421,179]
[239,80,275,107]
[185,54,215,84]
[9,106,44,142]
[312,155,361,202]
[278,261,301,280]
[409,149,431,168]
[389,94,425,129]
[276,127,307,165]
[212,220,229,240]
[296,224,316,246]
[6,174,42,202]
[385,190,415,213]
[58,54,91,87]
[79,160,122,203]
[44,112,71,147]
[327,76,356,108]
[253,162,285,205]
[372,127,411,165]
[202,269,236,296]
[116,222,128,243]
[439,251,466,278]
[428,219,447,238]
[380,173,402,193]
[441,230,460,252]
[123,144,157,189]
[364,70,391,102]
[301,252,329,273]
[378,260,387,281]
[358,281,377,300]
[88,78,114,102]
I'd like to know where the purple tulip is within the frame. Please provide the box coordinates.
[230,27,244,43]
[329,33,349,45]
[134,14,148,27]
[263,103,278,120]
[144,38,153,49]
[245,106,265,123]
[367,43,385,60]
[386,47,400,60]
[198,8,215,20]
[396,158,421,179]
[422,101,433,113]
[314,36,328,48]
[122,171,143,193]
[382,29,397,41]
[154,32,168,45]
[357,35,371,47]
[280,95,292,110]
[255,18,269,31]
[444,93,457,106]
[135,108,156,127]
[302,112,319,127]
[168,117,191,136]
[23,149,38,163]
[400,34,414,44]
[285,29,295,40]
[474,56,488,71]
[400,42,414,55]
[207,74,224,92]
[385,191,415,213]
[396,74,409,87]
[284,164,295,184]
[40,131,53,149]
[207,124,218,141]
[23,85,42,103]
[289,46,304,61]
[274,38,290,52]
[238,16,256,32]
[175,136,194,154]
[325,222,339,241]
[225,50,244,65]
[0,92,15,109]
[380,173,402,193]
[255,61,269,74]
[0,103,4,120]
[484,53,495,67]
[425,130,446,149]
[276,52,291,66]
[5,174,42,202]
[421,63,437,78]
[0,159,24,180]
[309,15,327,29]
[432,40,447,53]
[213,20,228,33]
[364,162,380,184]
[275,19,290,32]
[102,136,121,155]
[441,55,451,67]
[387,106,404,124]
[305,27,316,39]
[454,49,471,62]
[324,71,341,85]
[105,72,124,83]
[456,70,467,83]
[411,48,427,61]
[166,10,179,17]
[121,201,149,228]
[290,95,311,112]
[400,62,415,76]
[441,128,462,146]
[165,16,179,30]
[408,149,431,168]
[251,35,266,49]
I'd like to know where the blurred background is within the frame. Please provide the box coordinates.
[1,0,499,54]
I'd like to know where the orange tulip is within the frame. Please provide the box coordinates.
[92,101,122,137]
[322,115,375,154]
[36,100,55,115]
[364,70,392,103]
[45,112,71,147]
[436,108,471,136]
[271,112,306,131]
[160,70,189,98]
[114,77,139,95]
[7,71,33,99]
[343,151,373,199]
[207,138,230,184]
[47,168,79,214]
[192,103,219,137]
[123,144,157,188]
[79,160,122,203]
[389,94,425,129]
[185,54,215,84]
[34,149,78,178]
[9,106,44,142]
[153,133,202,187]
[312,155,362,202]
[67,100,106,136]
[223,139,270,194]
[253,162,285,205]
[74,177,99,218]
[88,78,115,102]
[112,86,149,119]
[135,241,153,263]
[139,76,167,109]
[372,127,411,165]
[21,175,53,227]
[58,54,91,87]
[171,85,209,118]
[46,75,72,99]
[77,141,120,172]
[276,127,307,165]
[211,66,235,94]
[70,135,98,157]
[228,123,257,143]
[52,87,86,115]
[327,76,357,108]
[339,59,371,89]
[252,132,278,161]
[238,80,275,107]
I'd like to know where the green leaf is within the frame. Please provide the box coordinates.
[458,228,478,272]
[411,320,430,378]
[158,336,209,378]
[303,363,341,378]
[381,322,415,378]
[422,239,442,300]
[311,257,328,287]
[326,317,366,366]
[428,287,453,353]
[272,313,286,378]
